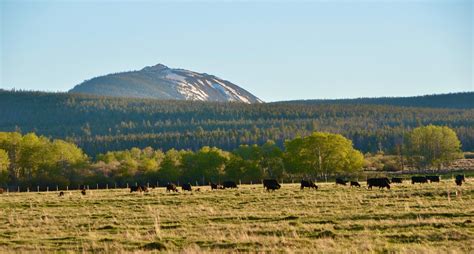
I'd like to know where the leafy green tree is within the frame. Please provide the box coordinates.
[224,155,262,183]
[406,125,463,169]
[284,132,364,180]
[157,149,183,184]
[260,141,284,179]
[0,149,9,185]
[181,147,229,184]
[0,132,22,181]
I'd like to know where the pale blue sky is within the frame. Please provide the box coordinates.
[1,0,472,101]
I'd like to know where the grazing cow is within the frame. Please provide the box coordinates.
[336,178,348,186]
[166,183,178,192]
[81,189,86,195]
[426,175,440,183]
[263,179,281,191]
[58,191,65,197]
[195,188,201,192]
[130,186,142,193]
[222,181,238,189]
[210,182,223,190]
[182,183,192,192]
[300,180,318,190]
[210,182,217,189]
[391,177,403,183]
[412,176,428,184]
[367,178,390,189]
[0,188,4,194]
[455,175,466,186]
[350,181,361,187]
[130,185,149,193]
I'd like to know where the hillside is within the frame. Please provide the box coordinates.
[69,64,262,103]
[283,92,474,109]
[1,90,473,155]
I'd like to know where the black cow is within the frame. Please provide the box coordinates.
[301,180,318,190]
[367,178,390,189]
[350,181,361,187]
[166,183,178,192]
[263,179,281,191]
[58,191,64,197]
[223,181,238,189]
[130,186,142,193]
[131,185,149,193]
[391,177,403,183]
[455,175,465,186]
[412,176,428,184]
[336,178,348,186]
[0,188,4,194]
[426,175,440,183]
[210,182,223,190]
[81,189,87,195]
[182,183,192,191]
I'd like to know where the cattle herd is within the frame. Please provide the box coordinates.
[141,174,467,193]
[0,174,468,196]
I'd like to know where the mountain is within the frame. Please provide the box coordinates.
[69,64,262,103]
[281,92,474,109]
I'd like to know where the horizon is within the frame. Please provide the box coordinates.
[1,86,472,103]
[1,0,473,102]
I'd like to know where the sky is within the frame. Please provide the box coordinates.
[1,0,472,102]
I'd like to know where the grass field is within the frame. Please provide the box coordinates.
[0,180,473,253]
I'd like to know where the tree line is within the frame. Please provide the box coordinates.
[0,125,463,188]
[1,90,473,156]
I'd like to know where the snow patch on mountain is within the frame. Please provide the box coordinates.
[69,63,262,103]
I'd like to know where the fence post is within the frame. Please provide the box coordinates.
[126,183,129,188]
[114,183,117,189]
[250,181,252,185]
[196,181,198,186]
[135,182,138,187]
[156,181,159,187]
[17,186,20,192]
[46,186,49,192]
[106,184,108,190]
[37,186,39,192]
[96,184,98,190]
[66,186,69,191]
[56,185,59,191]
[27,187,30,192]
[239,180,242,185]
[87,185,89,190]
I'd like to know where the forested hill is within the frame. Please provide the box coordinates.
[282,92,474,109]
[1,90,473,155]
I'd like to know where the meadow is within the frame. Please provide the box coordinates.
[0,180,473,253]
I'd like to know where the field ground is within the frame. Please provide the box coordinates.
[0,180,473,253]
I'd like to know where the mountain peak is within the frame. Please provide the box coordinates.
[69,64,263,103]
[141,63,169,72]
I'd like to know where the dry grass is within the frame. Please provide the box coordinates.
[0,180,473,253]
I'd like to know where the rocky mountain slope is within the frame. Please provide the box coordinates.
[69,64,262,103]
